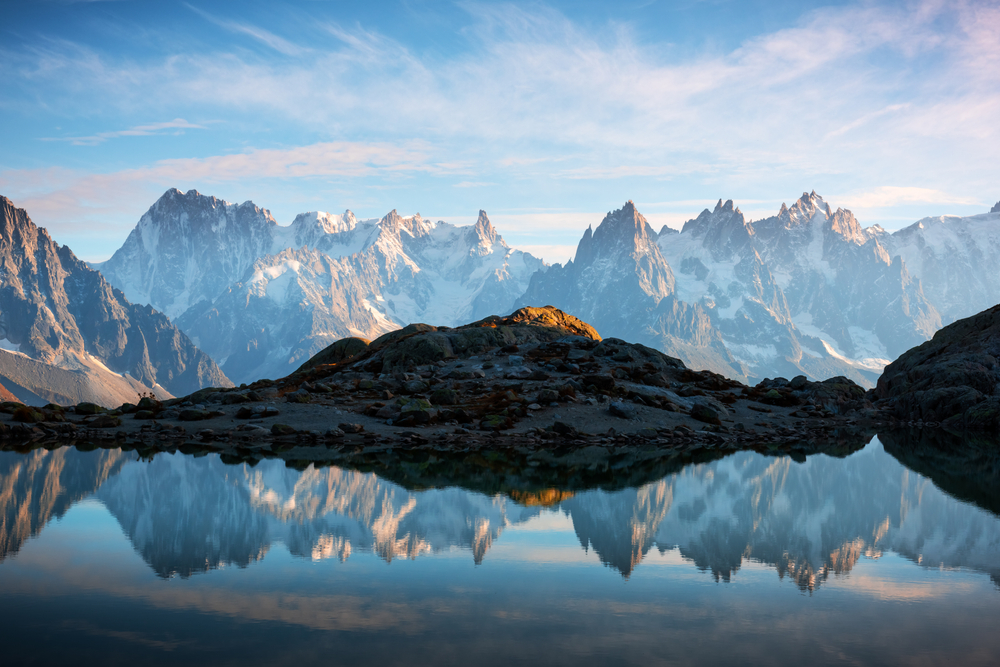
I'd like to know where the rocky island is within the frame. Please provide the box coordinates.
[0,306,880,479]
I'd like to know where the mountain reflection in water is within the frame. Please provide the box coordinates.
[1,436,998,587]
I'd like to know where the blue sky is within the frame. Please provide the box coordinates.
[1,0,997,262]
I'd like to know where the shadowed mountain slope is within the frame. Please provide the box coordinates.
[0,196,231,405]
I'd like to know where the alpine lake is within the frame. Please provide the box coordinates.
[2,430,999,666]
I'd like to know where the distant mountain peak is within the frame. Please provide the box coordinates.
[681,197,750,243]
[714,199,737,214]
[991,201,999,214]
[474,210,497,246]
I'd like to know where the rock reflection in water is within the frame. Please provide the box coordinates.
[0,435,999,588]
[0,447,131,561]
[92,453,544,577]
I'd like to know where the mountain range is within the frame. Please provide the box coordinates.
[4,188,998,398]
[96,189,544,384]
[0,196,230,405]
[100,188,996,388]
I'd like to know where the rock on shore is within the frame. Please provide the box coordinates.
[873,303,1000,429]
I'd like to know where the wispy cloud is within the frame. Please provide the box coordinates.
[183,3,309,56]
[42,118,208,146]
[453,181,496,188]
[838,186,984,210]
[2,0,998,255]
[0,140,447,256]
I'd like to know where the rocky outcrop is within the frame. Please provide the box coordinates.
[991,201,1000,214]
[295,336,370,373]
[333,306,603,374]
[0,196,232,404]
[873,303,1000,428]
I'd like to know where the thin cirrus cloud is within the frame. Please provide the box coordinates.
[838,186,985,210]
[42,118,208,146]
[0,140,443,245]
[182,3,310,57]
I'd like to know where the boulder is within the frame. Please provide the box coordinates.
[271,423,297,436]
[690,403,722,426]
[430,388,458,405]
[874,303,1000,429]
[296,336,371,373]
[179,409,214,421]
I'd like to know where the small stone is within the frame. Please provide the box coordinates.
[88,415,123,429]
[480,414,510,431]
[271,423,297,436]
[430,388,458,405]
[552,421,577,435]
[609,401,637,419]
[404,380,429,394]
[339,423,365,434]
[537,389,560,403]
[527,403,542,410]
[286,389,311,403]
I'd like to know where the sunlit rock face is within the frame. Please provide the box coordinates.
[98,190,544,384]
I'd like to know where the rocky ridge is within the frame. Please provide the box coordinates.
[873,303,1000,429]
[0,196,231,405]
[0,307,874,473]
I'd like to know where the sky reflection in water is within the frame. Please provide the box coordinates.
[1,437,998,666]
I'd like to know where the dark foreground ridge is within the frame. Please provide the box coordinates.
[873,303,1000,430]
[0,307,883,474]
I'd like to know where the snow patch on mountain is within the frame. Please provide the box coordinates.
[886,210,1000,324]
[111,191,545,384]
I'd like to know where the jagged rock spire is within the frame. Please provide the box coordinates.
[474,210,497,245]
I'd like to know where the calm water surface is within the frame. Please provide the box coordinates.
[1,436,999,666]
